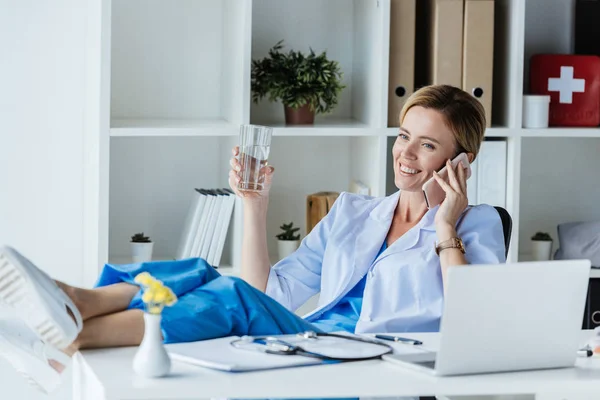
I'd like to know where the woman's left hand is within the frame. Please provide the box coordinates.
[433,159,469,231]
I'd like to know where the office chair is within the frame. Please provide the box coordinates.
[493,206,512,258]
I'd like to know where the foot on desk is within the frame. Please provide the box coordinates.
[0,318,70,394]
[0,245,83,349]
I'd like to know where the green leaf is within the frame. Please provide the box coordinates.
[250,40,346,114]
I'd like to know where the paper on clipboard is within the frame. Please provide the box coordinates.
[166,336,325,372]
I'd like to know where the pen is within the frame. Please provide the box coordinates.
[374,334,422,345]
[577,349,593,358]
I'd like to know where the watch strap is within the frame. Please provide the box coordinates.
[435,237,465,255]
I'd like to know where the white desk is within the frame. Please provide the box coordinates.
[72,331,600,400]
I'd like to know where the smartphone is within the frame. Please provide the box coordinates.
[422,152,472,209]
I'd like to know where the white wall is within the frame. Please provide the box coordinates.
[0,0,90,398]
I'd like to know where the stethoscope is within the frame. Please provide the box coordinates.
[229,330,394,362]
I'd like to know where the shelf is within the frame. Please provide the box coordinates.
[108,135,385,266]
[385,127,600,139]
[111,118,385,137]
[250,0,388,127]
[107,256,240,277]
[485,128,518,138]
[267,118,378,136]
[385,126,516,138]
[110,119,239,137]
[518,137,600,262]
[517,255,600,278]
[110,0,247,125]
[520,128,600,138]
[111,122,600,139]
[108,256,173,265]
[108,137,229,262]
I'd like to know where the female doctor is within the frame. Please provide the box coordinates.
[0,84,505,393]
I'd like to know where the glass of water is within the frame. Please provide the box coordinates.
[237,124,273,192]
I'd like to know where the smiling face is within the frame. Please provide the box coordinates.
[391,106,459,192]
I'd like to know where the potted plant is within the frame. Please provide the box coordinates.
[531,232,553,261]
[251,40,346,125]
[276,222,301,260]
[130,232,153,263]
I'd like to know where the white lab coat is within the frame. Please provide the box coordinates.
[266,190,506,333]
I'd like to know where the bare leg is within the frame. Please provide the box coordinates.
[55,281,140,321]
[63,309,147,355]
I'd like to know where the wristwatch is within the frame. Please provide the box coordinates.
[435,237,465,256]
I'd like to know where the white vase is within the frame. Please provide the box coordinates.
[277,239,300,260]
[531,240,553,261]
[131,242,153,263]
[132,313,171,378]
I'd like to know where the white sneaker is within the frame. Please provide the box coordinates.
[0,318,70,394]
[0,246,83,349]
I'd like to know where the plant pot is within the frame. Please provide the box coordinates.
[131,242,154,263]
[132,313,171,378]
[284,104,315,125]
[277,239,300,260]
[531,240,553,261]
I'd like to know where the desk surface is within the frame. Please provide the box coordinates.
[72,331,600,400]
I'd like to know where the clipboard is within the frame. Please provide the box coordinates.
[166,336,325,372]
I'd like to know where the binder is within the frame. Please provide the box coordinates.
[388,0,416,127]
[467,141,506,207]
[462,0,495,127]
[199,189,224,260]
[176,188,237,265]
[428,0,464,87]
[467,156,479,205]
[207,189,236,267]
[476,140,506,207]
[176,189,207,260]
[230,195,244,270]
[191,190,217,257]
[575,0,600,56]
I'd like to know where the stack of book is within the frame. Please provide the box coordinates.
[176,188,236,267]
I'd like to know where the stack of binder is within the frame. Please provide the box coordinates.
[176,188,236,267]
[388,0,495,127]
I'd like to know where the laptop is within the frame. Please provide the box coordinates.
[382,260,591,376]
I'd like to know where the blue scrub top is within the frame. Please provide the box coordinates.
[311,241,387,333]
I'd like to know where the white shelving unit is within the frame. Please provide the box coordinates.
[82,0,600,284]
[518,0,600,263]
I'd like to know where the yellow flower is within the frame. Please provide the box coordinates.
[142,290,153,303]
[134,272,178,314]
[134,272,153,286]
[153,289,166,303]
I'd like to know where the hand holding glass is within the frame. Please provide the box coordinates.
[236,125,273,193]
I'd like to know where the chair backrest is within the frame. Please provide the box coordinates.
[493,206,512,258]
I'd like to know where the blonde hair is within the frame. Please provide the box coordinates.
[399,84,486,161]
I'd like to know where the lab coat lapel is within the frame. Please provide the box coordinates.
[375,202,438,259]
[342,191,401,292]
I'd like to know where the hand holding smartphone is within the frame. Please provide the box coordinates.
[422,153,472,209]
